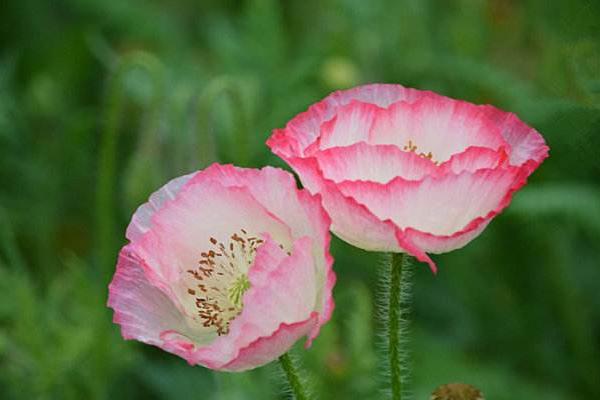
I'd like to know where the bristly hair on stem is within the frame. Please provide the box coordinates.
[278,352,313,400]
[376,253,413,400]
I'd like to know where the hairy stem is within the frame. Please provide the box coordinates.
[387,252,411,400]
[279,353,310,400]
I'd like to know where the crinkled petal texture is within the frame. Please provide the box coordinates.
[268,83,549,272]
[108,164,335,371]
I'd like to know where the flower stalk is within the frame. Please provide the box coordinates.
[279,353,311,400]
[386,252,412,400]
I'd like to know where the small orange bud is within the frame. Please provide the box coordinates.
[430,383,484,400]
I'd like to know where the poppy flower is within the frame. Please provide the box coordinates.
[108,164,335,371]
[268,83,548,272]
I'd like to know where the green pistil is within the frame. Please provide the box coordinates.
[228,274,251,309]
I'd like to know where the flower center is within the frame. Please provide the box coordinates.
[185,229,263,336]
[403,139,439,164]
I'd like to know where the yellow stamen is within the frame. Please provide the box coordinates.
[402,139,439,165]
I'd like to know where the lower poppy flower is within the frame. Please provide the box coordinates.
[108,164,335,371]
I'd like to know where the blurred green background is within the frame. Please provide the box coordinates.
[1,0,599,399]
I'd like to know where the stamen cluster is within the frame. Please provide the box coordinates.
[186,229,263,335]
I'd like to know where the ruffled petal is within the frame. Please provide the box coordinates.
[219,313,319,372]
[369,94,507,162]
[267,102,331,158]
[402,223,491,254]
[315,142,438,183]
[479,105,549,170]
[107,246,212,350]
[297,188,336,344]
[436,146,508,175]
[126,173,194,242]
[309,101,381,152]
[336,168,521,236]
[324,83,426,108]
[193,164,328,244]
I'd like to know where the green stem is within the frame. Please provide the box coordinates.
[387,252,410,400]
[279,353,310,400]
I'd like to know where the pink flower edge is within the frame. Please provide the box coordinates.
[218,312,320,371]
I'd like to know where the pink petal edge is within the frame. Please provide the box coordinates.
[219,312,319,372]
[108,246,205,349]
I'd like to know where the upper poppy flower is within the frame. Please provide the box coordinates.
[107,164,335,371]
[268,83,549,272]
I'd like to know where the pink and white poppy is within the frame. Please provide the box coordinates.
[107,164,335,371]
[268,83,549,272]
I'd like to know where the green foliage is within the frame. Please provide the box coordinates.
[0,256,135,400]
[1,0,599,399]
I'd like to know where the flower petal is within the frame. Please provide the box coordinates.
[294,189,335,344]
[194,164,328,245]
[309,101,381,152]
[107,246,212,350]
[268,102,331,158]
[436,146,508,175]
[315,142,438,183]
[479,105,549,169]
[402,222,491,255]
[126,173,194,242]
[325,83,426,108]
[369,94,507,162]
[337,168,521,237]
[219,313,319,372]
